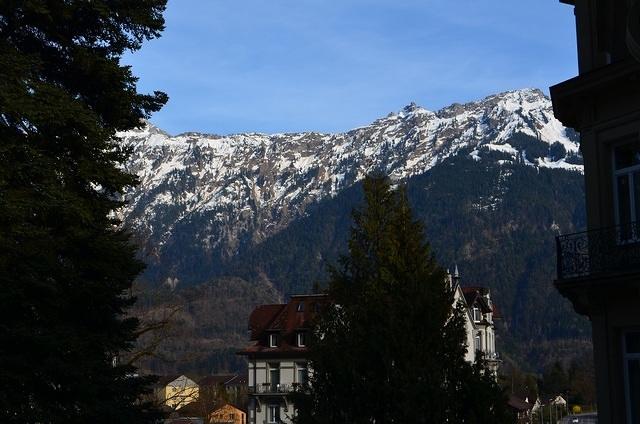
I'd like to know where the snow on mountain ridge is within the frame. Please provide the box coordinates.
[118,89,581,277]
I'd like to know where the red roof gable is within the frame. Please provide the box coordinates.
[240,294,328,357]
[248,304,285,339]
[461,286,494,314]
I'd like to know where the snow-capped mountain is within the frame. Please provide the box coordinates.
[118,88,581,286]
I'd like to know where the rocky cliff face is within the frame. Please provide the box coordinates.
[118,88,580,287]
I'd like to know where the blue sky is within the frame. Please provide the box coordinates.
[125,0,577,135]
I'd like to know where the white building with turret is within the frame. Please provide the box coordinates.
[240,270,500,424]
[449,266,500,374]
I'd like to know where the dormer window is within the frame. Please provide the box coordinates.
[269,333,278,348]
[472,306,481,322]
[297,331,306,347]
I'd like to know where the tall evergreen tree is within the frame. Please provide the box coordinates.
[294,176,512,423]
[0,2,167,422]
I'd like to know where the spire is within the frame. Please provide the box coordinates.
[452,264,460,287]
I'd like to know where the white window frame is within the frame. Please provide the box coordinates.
[269,333,278,348]
[612,139,640,242]
[297,331,306,347]
[296,362,308,385]
[269,363,280,385]
[623,330,640,424]
[472,306,481,322]
[268,404,280,423]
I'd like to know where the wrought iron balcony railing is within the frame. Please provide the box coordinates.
[249,383,308,395]
[556,222,640,280]
[485,351,500,361]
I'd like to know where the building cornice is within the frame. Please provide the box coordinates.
[550,59,640,130]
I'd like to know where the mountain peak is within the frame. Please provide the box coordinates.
[403,101,421,113]
[489,88,548,105]
[118,88,581,283]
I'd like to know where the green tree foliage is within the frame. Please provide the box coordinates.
[129,277,281,376]
[294,176,513,423]
[0,1,167,422]
[539,357,596,408]
[219,145,588,370]
[501,364,539,403]
[541,361,570,398]
[567,357,596,407]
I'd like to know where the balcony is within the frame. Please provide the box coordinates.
[485,351,500,362]
[249,383,306,395]
[556,222,640,280]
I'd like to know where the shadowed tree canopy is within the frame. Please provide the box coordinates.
[0,1,168,422]
[294,176,513,423]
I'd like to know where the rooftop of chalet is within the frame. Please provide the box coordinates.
[239,294,329,357]
[460,286,501,318]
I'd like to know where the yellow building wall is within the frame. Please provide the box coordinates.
[209,404,246,424]
[164,384,199,410]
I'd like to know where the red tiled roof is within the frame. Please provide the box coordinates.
[461,286,482,303]
[269,295,325,332]
[461,286,484,294]
[209,403,246,416]
[461,286,493,314]
[248,304,286,339]
[239,294,329,357]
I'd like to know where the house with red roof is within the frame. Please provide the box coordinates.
[238,294,327,424]
[450,266,501,374]
[239,271,499,424]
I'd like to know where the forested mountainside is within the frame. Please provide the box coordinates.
[121,89,590,374]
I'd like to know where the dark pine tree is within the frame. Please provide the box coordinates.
[294,176,513,423]
[542,361,570,398]
[0,2,167,422]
